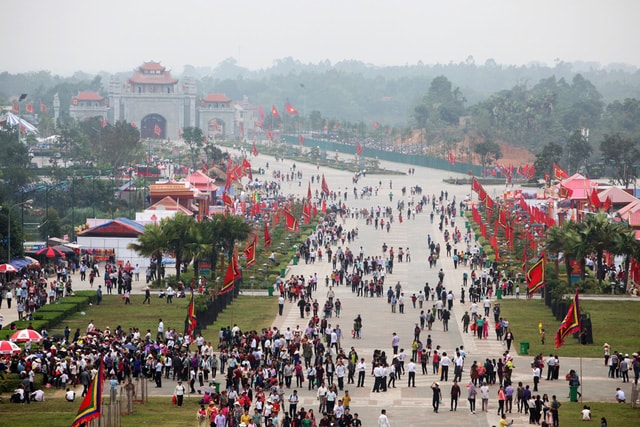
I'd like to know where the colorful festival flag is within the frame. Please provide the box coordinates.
[264,224,272,249]
[527,255,546,296]
[244,236,257,267]
[271,105,280,119]
[552,163,568,180]
[284,209,299,232]
[321,174,330,195]
[184,289,197,339]
[286,102,298,115]
[555,288,581,348]
[71,361,103,427]
[220,257,236,295]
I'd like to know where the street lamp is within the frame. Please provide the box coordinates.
[6,199,33,263]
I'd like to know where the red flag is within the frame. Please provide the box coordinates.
[178,127,182,139]
[589,188,601,209]
[284,209,299,232]
[299,134,305,145]
[603,196,612,212]
[213,121,220,131]
[371,121,380,129]
[154,123,161,136]
[307,182,312,200]
[266,131,273,141]
[40,101,48,113]
[527,255,546,296]
[471,177,481,193]
[201,160,208,174]
[220,257,236,295]
[264,224,272,249]
[101,117,108,128]
[184,289,197,339]
[71,361,103,427]
[223,193,234,208]
[12,102,19,113]
[312,204,318,217]
[558,185,572,199]
[302,200,311,224]
[244,234,258,267]
[321,174,330,195]
[356,141,363,156]
[131,122,137,129]
[271,105,280,119]
[239,122,244,135]
[259,105,265,121]
[552,163,568,180]
[286,102,298,115]
[321,199,326,213]
[242,158,252,170]
[252,141,259,156]
[555,288,581,348]
[448,151,456,166]
[25,103,34,114]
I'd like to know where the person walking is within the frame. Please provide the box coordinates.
[450,380,461,411]
[431,382,442,413]
[378,409,390,427]
[174,380,186,406]
[467,381,477,414]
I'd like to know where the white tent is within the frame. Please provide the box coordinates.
[0,111,38,135]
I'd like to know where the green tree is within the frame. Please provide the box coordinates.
[600,133,640,188]
[611,227,640,290]
[98,121,142,170]
[182,127,205,170]
[0,124,34,201]
[184,222,212,282]
[127,220,171,286]
[565,130,592,174]
[534,142,563,179]
[164,213,196,280]
[473,140,502,173]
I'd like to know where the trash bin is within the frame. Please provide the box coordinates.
[213,382,221,393]
[267,285,274,297]
[497,288,503,300]
[569,385,579,402]
[293,256,299,265]
[519,342,529,355]
[280,268,286,278]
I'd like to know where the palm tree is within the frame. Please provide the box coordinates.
[184,221,212,284]
[127,220,171,286]
[611,226,640,290]
[164,213,196,280]
[582,212,618,284]
[545,221,574,277]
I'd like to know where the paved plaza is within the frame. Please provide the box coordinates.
[2,149,635,426]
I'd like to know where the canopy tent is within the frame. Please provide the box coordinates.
[10,257,41,269]
[0,112,39,135]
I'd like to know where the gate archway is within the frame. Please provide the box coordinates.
[141,114,166,139]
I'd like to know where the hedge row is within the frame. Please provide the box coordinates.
[11,291,95,331]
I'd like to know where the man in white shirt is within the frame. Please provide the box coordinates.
[65,388,76,402]
[317,382,328,413]
[356,358,366,388]
[440,352,451,382]
[407,359,417,387]
[616,387,626,403]
[378,409,391,427]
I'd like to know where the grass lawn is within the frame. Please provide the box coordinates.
[554,401,640,426]
[0,395,209,426]
[498,299,640,357]
[49,294,278,345]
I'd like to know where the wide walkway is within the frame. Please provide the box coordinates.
[2,149,635,426]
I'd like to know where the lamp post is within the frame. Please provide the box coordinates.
[7,199,33,263]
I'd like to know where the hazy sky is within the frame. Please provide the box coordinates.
[5,0,638,76]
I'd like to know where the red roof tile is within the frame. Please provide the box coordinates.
[202,93,231,103]
[74,91,104,101]
[139,61,166,72]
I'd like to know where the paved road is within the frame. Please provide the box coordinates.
[3,149,637,426]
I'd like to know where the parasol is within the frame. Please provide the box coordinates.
[10,329,44,343]
[0,263,19,273]
[35,246,66,258]
[0,340,22,355]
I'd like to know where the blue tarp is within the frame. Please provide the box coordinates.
[10,258,30,269]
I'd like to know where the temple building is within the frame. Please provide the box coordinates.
[67,61,260,141]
